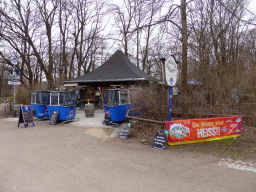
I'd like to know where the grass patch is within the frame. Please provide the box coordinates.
[126,120,256,162]
[216,138,235,146]
[167,137,256,161]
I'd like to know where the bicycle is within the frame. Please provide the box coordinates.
[1,100,13,117]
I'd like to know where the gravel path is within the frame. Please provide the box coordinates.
[0,118,255,192]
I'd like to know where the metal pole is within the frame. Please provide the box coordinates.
[169,86,172,121]
[14,85,16,105]
[13,68,16,105]
[58,93,60,105]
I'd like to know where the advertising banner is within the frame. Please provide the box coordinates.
[165,116,242,145]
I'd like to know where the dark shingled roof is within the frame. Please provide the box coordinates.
[63,50,154,83]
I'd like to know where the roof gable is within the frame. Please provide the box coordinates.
[64,50,154,83]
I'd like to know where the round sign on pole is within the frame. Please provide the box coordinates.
[165,56,178,87]
[12,57,17,65]
[164,55,178,121]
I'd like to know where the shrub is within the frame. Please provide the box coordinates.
[9,90,30,105]
[130,82,169,121]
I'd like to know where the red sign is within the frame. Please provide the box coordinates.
[165,116,242,145]
[69,110,73,114]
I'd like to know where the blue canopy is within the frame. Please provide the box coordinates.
[187,79,203,85]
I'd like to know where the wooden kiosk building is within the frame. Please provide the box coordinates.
[63,50,154,107]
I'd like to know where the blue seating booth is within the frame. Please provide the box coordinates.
[103,88,132,122]
[30,91,50,118]
[47,90,77,121]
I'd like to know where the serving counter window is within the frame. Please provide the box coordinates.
[85,87,95,101]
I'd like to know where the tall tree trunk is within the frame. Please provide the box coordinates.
[136,29,140,68]
[124,32,128,57]
[142,25,151,72]
[77,27,84,77]
[181,0,188,118]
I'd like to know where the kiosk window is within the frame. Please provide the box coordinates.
[103,90,110,105]
[37,92,49,105]
[85,87,94,99]
[50,93,59,105]
[119,91,130,105]
[103,90,118,106]
[60,92,76,106]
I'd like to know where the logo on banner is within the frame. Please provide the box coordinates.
[23,106,30,111]
[236,118,241,123]
[169,123,190,139]
[230,124,237,128]
[222,127,228,132]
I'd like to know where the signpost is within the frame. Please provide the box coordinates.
[164,56,178,121]
[8,81,21,85]
[12,57,17,65]
[9,57,20,105]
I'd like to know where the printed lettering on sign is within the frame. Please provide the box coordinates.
[197,127,220,138]
[152,129,168,150]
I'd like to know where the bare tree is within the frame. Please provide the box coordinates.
[133,0,145,68]
[68,0,107,76]
[113,0,136,57]
[0,0,38,90]
[34,0,58,88]
[58,0,72,81]
[0,0,60,89]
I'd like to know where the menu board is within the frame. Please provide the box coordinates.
[49,111,59,125]
[152,129,168,150]
[18,105,34,128]
[119,123,131,139]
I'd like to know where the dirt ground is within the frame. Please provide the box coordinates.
[0,118,255,192]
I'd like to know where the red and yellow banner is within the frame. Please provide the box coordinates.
[165,116,242,145]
